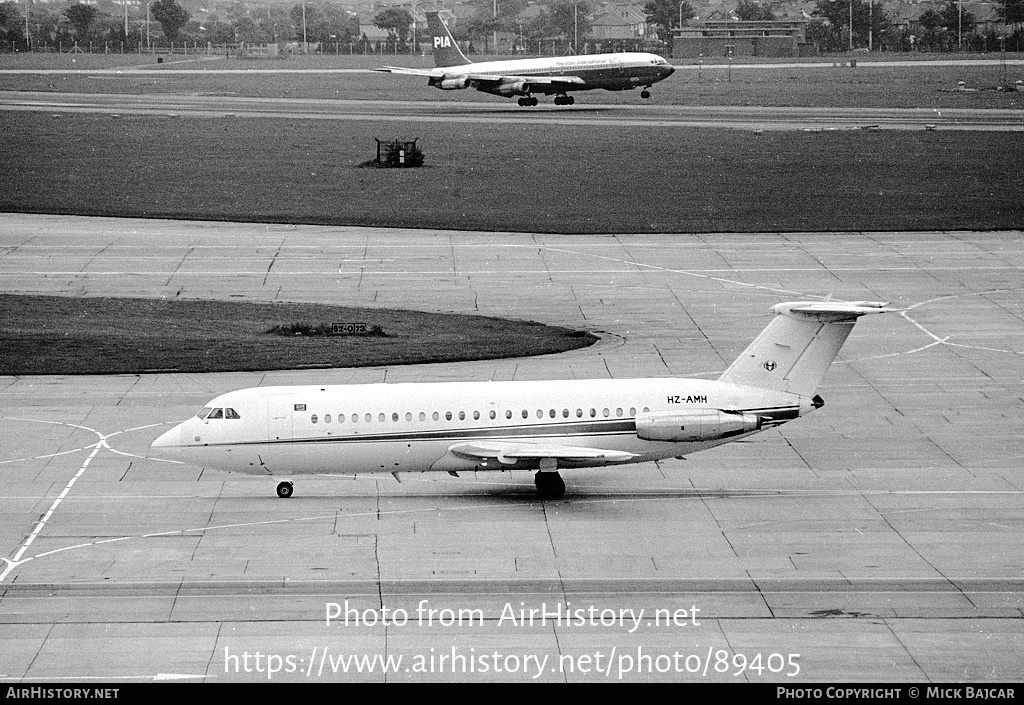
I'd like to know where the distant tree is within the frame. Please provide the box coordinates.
[916,8,947,50]
[941,0,976,35]
[736,0,776,21]
[0,3,22,33]
[813,0,891,50]
[151,0,190,43]
[457,14,500,45]
[289,3,356,45]
[64,4,98,41]
[645,0,695,41]
[0,3,28,50]
[917,9,944,31]
[463,0,529,32]
[546,0,591,50]
[996,0,1024,26]
[373,7,413,45]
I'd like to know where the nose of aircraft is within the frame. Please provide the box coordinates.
[151,424,182,449]
[662,63,675,78]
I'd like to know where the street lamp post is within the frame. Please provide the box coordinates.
[302,2,307,53]
[849,0,853,51]
[146,0,152,52]
[573,2,578,54]
[679,0,686,29]
[958,0,963,50]
[24,0,31,51]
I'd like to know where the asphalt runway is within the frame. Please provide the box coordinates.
[1,214,1022,682]
[1,90,1021,131]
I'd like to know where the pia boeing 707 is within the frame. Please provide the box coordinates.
[151,300,893,500]
[373,12,675,106]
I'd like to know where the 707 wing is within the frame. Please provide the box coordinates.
[374,67,584,105]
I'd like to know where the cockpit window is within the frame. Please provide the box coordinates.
[208,408,224,419]
[196,407,212,419]
[225,408,241,419]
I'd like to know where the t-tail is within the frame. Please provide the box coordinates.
[718,301,893,399]
[426,11,471,67]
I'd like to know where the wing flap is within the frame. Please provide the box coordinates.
[450,441,634,464]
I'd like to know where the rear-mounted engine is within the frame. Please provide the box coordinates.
[636,410,760,442]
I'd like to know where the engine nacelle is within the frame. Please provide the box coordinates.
[636,410,760,443]
[495,80,532,97]
[435,76,471,90]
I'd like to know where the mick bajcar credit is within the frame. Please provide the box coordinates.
[225,598,802,680]
[776,688,1016,700]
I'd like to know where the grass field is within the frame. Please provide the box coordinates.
[1,110,1021,233]
[2,54,1022,234]
[0,295,597,375]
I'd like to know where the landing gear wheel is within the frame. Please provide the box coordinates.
[276,481,293,498]
[518,96,539,107]
[554,95,575,106]
[641,89,652,99]
[534,472,565,500]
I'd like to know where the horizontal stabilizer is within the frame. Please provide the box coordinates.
[775,301,895,319]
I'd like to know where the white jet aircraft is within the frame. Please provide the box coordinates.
[374,12,675,106]
[151,300,892,500]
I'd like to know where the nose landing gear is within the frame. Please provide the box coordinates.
[641,88,652,99]
[276,481,293,498]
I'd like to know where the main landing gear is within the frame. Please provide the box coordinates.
[641,89,652,99]
[276,481,293,498]
[534,471,565,500]
[517,95,575,107]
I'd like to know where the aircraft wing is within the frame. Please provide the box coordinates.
[374,67,586,87]
[449,441,634,464]
[374,67,446,77]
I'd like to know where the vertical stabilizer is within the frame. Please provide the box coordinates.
[718,301,892,397]
[426,12,472,67]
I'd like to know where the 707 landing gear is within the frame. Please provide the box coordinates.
[553,94,575,106]
[640,88,652,99]
[534,471,565,500]
[517,96,539,107]
[276,481,293,498]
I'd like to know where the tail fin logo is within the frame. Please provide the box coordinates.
[434,36,452,48]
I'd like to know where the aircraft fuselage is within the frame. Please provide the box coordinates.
[152,378,806,477]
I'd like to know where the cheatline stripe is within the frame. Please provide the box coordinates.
[185,407,800,449]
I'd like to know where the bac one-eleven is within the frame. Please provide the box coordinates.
[151,300,893,499]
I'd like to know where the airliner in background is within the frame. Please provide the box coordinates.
[151,300,892,500]
[374,12,675,106]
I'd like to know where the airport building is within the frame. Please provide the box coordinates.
[673,19,815,58]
